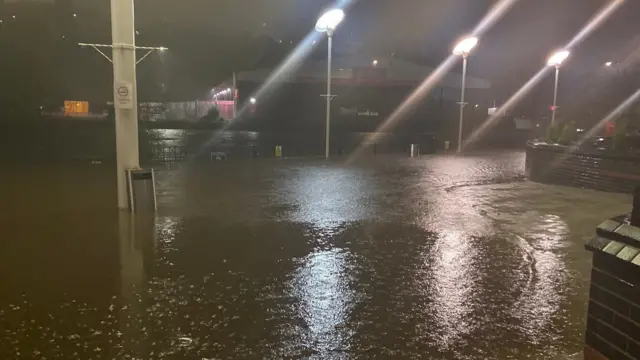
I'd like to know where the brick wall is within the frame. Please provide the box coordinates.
[526,143,640,194]
[585,218,640,359]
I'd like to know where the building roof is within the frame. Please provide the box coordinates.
[236,56,491,89]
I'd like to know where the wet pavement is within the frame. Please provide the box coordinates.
[0,150,632,359]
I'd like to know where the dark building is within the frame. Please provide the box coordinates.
[234,55,492,146]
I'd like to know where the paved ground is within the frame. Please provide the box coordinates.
[0,150,632,359]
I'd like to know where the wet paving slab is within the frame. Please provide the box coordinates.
[0,151,632,359]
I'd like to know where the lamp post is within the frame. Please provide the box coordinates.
[452,36,479,153]
[79,0,167,209]
[315,9,345,159]
[547,50,570,125]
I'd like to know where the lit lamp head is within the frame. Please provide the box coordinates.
[547,50,570,67]
[453,36,479,57]
[315,9,345,36]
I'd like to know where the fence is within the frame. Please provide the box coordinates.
[139,101,233,122]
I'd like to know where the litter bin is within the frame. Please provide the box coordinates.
[410,144,420,157]
[126,169,157,212]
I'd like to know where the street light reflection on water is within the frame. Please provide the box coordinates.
[0,151,630,358]
[429,230,478,345]
[290,248,355,354]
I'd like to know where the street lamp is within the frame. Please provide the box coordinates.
[547,50,569,125]
[316,8,345,159]
[452,36,479,153]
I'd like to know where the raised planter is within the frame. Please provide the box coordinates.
[526,142,640,194]
[584,213,640,359]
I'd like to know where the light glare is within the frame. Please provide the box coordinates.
[453,37,479,56]
[547,50,570,67]
[315,9,345,33]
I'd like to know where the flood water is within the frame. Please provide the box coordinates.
[0,150,632,359]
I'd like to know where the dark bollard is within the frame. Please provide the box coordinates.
[631,185,640,226]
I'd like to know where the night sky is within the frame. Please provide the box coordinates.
[1,0,639,113]
[67,0,640,70]
[125,0,638,70]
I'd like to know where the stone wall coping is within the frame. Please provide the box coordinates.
[587,215,640,267]
[526,141,640,162]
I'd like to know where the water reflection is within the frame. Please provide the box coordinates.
[429,231,478,346]
[118,212,156,359]
[0,152,630,359]
[280,166,375,227]
[512,214,568,336]
[290,249,355,356]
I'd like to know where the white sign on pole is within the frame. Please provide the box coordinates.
[114,81,134,109]
[488,107,497,116]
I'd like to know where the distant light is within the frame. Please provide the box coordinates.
[315,9,345,33]
[226,88,231,91]
[313,40,316,44]
[605,61,613,67]
[475,104,479,108]
[453,36,479,56]
[158,47,167,51]
[12,15,16,19]
[262,22,267,27]
[338,68,344,71]
[279,40,283,44]
[536,123,540,127]
[372,60,378,66]
[250,97,257,104]
[577,128,585,132]
[73,13,77,18]
[547,50,570,67]
[136,30,140,35]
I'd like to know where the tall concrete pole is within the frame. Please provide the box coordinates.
[551,65,560,125]
[325,33,333,159]
[457,55,468,153]
[111,0,140,209]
